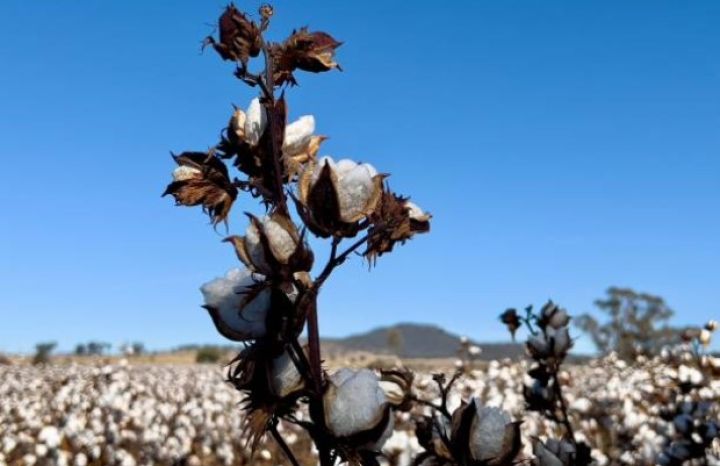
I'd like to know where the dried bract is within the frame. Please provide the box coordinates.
[163,151,238,225]
[271,28,342,85]
[204,4,261,64]
[365,190,431,262]
[499,308,521,340]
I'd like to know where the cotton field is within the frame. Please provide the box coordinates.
[1,356,718,466]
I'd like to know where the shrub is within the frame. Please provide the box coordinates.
[195,346,223,364]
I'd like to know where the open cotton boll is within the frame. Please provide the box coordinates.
[230,108,246,140]
[172,166,201,182]
[261,217,297,263]
[38,426,61,448]
[405,201,428,221]
[243,226,269,272]
[244,98,267,146]
[324,368,388,438]
[200,269,270,340]
[270,351,303,398]
[283,115,315,155]
[332,159,380,222]
[468,402,512,461]
[242,217,299,272]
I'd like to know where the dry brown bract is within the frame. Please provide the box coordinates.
[365,191,431,263]
[204,4,262,65]
[163,152,237,226]
[271,28,343,86]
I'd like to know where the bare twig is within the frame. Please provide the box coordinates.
[270,423,301,466]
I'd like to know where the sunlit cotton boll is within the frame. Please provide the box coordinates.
[236,215,302,274]
[172,165,202,182]
[324,369,393,448]
[404,201,429,222]
[270,351,304,398]
[283,115,315,156]
[244,97,267,146]
[200,268,270,341]
[310,157,383,223]
[38,426,61,448]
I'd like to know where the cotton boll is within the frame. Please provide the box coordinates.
[334,160,379,222]
[226,214,311,276]
[270,351,303,398]
[699,329,712,347]
[244,98,267,146]
[405,201,428,221]
[468,403,512,461]
[259,217,297,263]
[283,115,315,155]
[324,369,389,443]
[200,269,270,341]
[38,426,61,448]
[172,165,201,182]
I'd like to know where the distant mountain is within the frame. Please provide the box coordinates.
[323,323,524,360]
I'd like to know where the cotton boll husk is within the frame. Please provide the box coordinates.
[200,269,269,340]
[38,426,61,448]
[699,329,712,346]
[243,225,269,272]
[244,98,267,146]
[283,115,315,155]
[324,368,389,438]
[230,108,246,140]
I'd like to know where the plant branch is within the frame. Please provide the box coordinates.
[287,339,314,388]
[410,395,452,420]
[270,423,301,466]
[260,41,289,216]
[313,233,370,291]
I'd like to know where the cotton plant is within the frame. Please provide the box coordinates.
[162,3,439,465]
[655,320,720,465]
[499,302,593,466]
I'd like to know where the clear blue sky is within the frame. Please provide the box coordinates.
[1,1,719,354]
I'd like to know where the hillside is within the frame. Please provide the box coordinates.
[324,323,524,359]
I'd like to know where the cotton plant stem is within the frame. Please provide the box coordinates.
[302,234,378,466]
[259,39,289,216]
[256,25,330,464]
[552,371,577,446]
[270,424,301,466]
